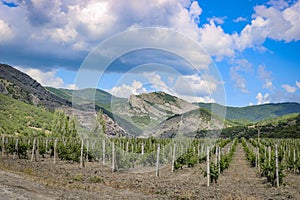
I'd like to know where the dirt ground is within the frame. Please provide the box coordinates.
[1,143,300,199]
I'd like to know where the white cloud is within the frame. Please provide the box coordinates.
[296,81,300,89]
[0,0,237,69]
[108,80,147,98]
[143,72,219,103]
[189,1,202,24]
[267,0,289,10]
[0,19,13,42]
[230,59,252,93]
[256,92,270,105]
[209,16,226,24]
[16,67,78,89]
[257,65,273,90]
[282,84,297,93]
[234,1,300,51]
[176,94,215,103]
[1,0,300,70]
[263,80,273,89]
[258,65,272,80]
[199,20,235,60]
[143,72,173,94]
[233,17,247,23]
[173,74,218,97]
[230,67,248,93]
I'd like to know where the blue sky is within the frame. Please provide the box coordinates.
[0,0,299,106]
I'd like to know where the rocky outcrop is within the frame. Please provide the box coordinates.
[141,108,226,138]
[0,64,70,109]
[62,107,128,137]
[113,91,199,131]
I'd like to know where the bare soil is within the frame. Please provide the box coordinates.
[1,143,300,199]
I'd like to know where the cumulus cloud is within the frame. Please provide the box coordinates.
[173,74,217,97]
[257,65,273,90]
[143,72,218,102]
[143,72,172,94]
[256,92,270,105]
[109,72,220,103]
[234,1,300,51]
[0,0,236,71]
[282,84,297,93]
[108,80,147,98]
[1,0,300,70]
[0,19,13,42]
[233,17,247,23]
[209,16,226,24]
[296,81,300,89]
[267,0,290,10]
[16,67,78,89]
[189,1,202,24]
[199,20,235,60]
[230,59,252,93]
[230,67,248,93]
[263,81,273,89]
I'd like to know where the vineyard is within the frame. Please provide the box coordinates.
[1,134,300,199]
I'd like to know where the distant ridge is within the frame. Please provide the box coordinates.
[196,102,300,122]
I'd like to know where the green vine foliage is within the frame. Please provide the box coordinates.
[57,140,94,163]
[260,160,284,186]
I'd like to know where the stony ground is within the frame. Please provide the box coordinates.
[1,143,300,199]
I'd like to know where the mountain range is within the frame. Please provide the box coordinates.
[0,63,299,138]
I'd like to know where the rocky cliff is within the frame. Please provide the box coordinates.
[0,63,70,109]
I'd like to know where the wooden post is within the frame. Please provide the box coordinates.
[156,144,160,177]
[31,138,37,162]
[126,141,129,153]
[13,138,18,159]
[53,138,57,164]
[218,146,221,174]
[258,146,260,172]
[264,146,267,160]
[215,146,218,165]
[207,146,210,187]
[80,139,85,168]
[255,147,258,168]
[102,139,106,164]
[257,128,260,145]
[86,140,89,162]
[275,144,279,187]
[45,138,48,153]
[112,142,115,172]
[141,142,144,155]
[293,149,296,173]
[171,143,176,172]
[268,146,271,167]
[1,136,5,157]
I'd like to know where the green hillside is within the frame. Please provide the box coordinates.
[0,93,54,135]
[46,87,126,110]
[196,102,300,122]
[219,113,300,138]
[46,87,142,136]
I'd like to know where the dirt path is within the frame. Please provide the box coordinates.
[217,143,298,199]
